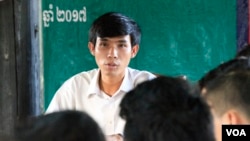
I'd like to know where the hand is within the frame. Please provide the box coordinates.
[106,134,123,141]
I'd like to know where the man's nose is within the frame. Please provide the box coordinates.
[107,47,118,58]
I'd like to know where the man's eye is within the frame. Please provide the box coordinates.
[100,43,107,47]
[119,44,127,48]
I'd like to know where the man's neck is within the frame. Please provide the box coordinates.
[99,74,124,97]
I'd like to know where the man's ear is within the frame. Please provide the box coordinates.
[88,42,95,56]
[222,109,245,124]
[131,45,139,58]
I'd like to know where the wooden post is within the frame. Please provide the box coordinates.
[14,0,43,120]
[0,0,42,136]
[0,0,17,136]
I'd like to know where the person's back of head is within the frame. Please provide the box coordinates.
[204,70,250,122]
[120,76,215,141]
[14,110,106,141]
[203,70,250,141]
[88,12,141,46]
[198,57,250,141]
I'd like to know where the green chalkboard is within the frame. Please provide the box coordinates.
[42,0,236,109]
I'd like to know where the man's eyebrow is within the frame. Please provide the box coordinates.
[99,38,128,43]
[117,40,127,43]
[99,38,108,41]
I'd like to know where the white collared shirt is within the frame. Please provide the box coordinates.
[46,67,156,135]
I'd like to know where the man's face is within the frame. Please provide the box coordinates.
[88,35,138,77]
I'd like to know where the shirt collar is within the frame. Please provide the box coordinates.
[87,69,101,97]
[119,68,134,92]
[87,68,134,97]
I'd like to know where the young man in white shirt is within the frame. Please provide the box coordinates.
[46,12,156,141]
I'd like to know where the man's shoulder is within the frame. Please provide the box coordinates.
[127,67,155,76]
[127,67,156,84]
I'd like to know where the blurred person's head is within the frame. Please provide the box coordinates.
[120,76,215,141]
[15,110,106,141]
[203,70,250,141]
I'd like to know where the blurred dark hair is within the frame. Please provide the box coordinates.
[15,110,105,141]
[120,76,214,141]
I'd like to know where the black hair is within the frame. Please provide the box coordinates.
[88,12,141,46]
[120,76,215,141]
[15,110,106,141]
[198,57,250,90]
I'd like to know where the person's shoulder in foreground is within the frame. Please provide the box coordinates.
[120,75,215,141]
[14,110,106,141]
